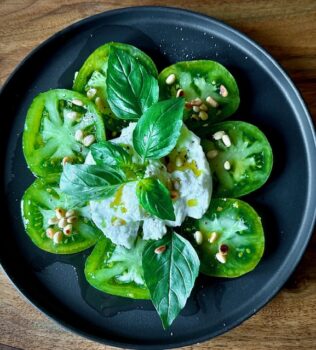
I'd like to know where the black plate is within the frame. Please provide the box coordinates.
[1,6,316,349]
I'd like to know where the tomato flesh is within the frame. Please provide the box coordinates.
[85,236,150,299]
[202,121,273,197]
[23,89,106,177]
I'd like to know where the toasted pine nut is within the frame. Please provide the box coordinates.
[176,89,184,98]
[61,156,72,166]
[63,224,73,236]
[46,228,55,239]
[67,216,78,224]
[48,217,59,226]
[194,231,203,245]
[222,134,231,147]
[224,160,231,170]
[55,208,65,219]
[65,209,76,218]
[66,111,79,121]
[215,252,227,264]
[58,218,68,229]
[75,129,84,141]
[199,111,208,121]
[191,114,199,120]
[199,103,208,111]
[72,99,84,106]
[175,157,183,167]
[53,231,63,244]
[219,85,228,97]
[170,190,179,200]
[213,130,225,140]
[191,98,202,106]
[208,232,217,243]
[207,150,218,159]
[87,88,97,99]
[83,134,95,147]
[193,106,200,113]
[206,96,219,108]
[165,73,176,85]
[154,245,166,254]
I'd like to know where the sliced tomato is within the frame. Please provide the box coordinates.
[85,236,150,300]
[158,60,240,133]
[21,178,102,254]
[23,89,106,177]
[182,198,264,278]
[73,42,158,134]
[202,121,273,197]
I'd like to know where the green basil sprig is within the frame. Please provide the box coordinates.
[142,232,200,328]
[106,47,159,120]
[136,178,175,221]
[133,98,185,159]
[60,163,125,201]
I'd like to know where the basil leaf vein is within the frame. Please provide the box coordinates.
[133,98,185,159]
[142,232,200,329]
[136,178,175,221]
[106,47,159,120]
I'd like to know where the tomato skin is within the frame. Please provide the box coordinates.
[21,177,102,254]
[23,89,106,178]
[202,121,273,198]
[85,236,150,300]
[73,42,158,133]
[158,60,240,131]
[182,198,265,278]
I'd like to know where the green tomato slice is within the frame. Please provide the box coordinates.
[21,178,102,254]
[183,198,264,278]
[202,121,273,198]
[158,60,240,133]
[85,236,150,300]
[23,89,106,177]
[73,42,158,134]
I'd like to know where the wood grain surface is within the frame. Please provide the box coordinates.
[1,1,316,349]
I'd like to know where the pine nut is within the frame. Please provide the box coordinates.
[175,157,183,167]
[61,156,72,166]
[58,218,68,229]
[215,252,227,264]
[199,111,208,120]
[199,103,208,111]
[66,111,79,121]
[207,150,218,159]
[65,209,76,218]
[48,217,59,226]
[63,224,73,236]
[176,89,184,98]
[206,96,219,108]
[53,231,63,244]
[46,228,55,239]
[213,130,225,140]
[194,231,203,245]
[155,245,166,254]
[75,129,84,141]
[222,134,231,147]
[208,232,217,243]
[72,99,84,106]
[87,88,97,99]
[165,73,176,85]
[224,160,231,170]
[191,98,202,106]
[170,190,179,200]
[83,134,95,147]
[67,216,78,224]
[219,84,228,97]
[193,106,200,113]
[191,114,199,120]
[95,96,105,110]
[55,208,65,219]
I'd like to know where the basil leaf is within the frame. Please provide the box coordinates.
[142,232,200,329]
[136,178,175,221]
[133,98,185,159]
[91,141,132,167]
[106,47,159,120]
[60,163,124,201]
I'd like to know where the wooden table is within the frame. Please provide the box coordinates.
[1,1,315,349]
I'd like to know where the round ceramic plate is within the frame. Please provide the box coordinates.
[1,6,316,349]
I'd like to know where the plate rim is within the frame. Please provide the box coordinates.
[1,5,316,349]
